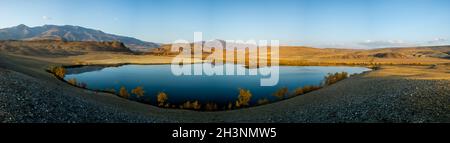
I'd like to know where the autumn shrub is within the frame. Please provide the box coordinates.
[157,92,168,106]
[273,87,288,100]
[235,88,252,108]
[131,86,145,98]
[119,86,130,98]
[323,72,348,86]
[51,66,66,79]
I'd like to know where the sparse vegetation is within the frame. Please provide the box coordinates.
[119,86,130,98]
[179,101,201,110]
[157,92,168,106]
[257,98,270,105]
[205,102,218,111]
[293,85,322,96]
[369,64,381,70]
[273,87,288,100]
[131,86,145,98]
[235,88,252,108]
[429,64,438,69]
[105,88,116,93]
[227,102,233,110]
[67,78,77,86]
[65,78,87,88]
[323,72,349,86]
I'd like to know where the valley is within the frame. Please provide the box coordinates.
[0,38,448,122]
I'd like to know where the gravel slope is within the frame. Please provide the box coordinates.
[0,68,160,123]
[218,76,450,123]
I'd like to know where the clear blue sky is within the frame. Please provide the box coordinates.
[1,0,449,48]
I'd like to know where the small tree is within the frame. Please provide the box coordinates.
[119,86,130,98]
[157,92,168,106]
[131,86,145,98]
[235,88,252,108]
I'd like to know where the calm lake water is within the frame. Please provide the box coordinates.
[64,64,371,106]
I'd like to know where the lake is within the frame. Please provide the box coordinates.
[64,64,371,108]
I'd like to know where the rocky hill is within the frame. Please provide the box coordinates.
[0,24,159,51]
[0,40,131,57]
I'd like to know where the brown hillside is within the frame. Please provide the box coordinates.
[0,40,131,57]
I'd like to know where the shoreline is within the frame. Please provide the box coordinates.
[57,64,370,112]
[0,53,449,122]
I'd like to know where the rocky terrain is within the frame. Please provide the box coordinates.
[0,24,160,51]
[0,68,157,123]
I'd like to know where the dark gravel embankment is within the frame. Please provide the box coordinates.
[0,68,158,123]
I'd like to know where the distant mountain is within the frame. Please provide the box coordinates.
[0,24,160,51]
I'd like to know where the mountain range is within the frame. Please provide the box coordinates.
[0,24,159,51]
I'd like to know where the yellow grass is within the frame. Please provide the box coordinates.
[366,65,450,80]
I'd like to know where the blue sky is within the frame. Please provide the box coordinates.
[0,0,449,48]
